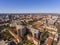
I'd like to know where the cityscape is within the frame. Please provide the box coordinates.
[0,13,60,45]
[0,0,60,45]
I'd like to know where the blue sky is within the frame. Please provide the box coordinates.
[0,0,60,13]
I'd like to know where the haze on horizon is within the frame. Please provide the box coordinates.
[0,0,60,13]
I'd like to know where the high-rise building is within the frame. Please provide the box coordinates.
[34,30,40,39]
[9,15,14,21]
[15,20,27,38]
[17,26,26,38]
[29,27,40,39]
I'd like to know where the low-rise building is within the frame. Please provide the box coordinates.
[27,35,40,45]
[33,38,40,45]
[54,33,58,41]
[45,34,54,45]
